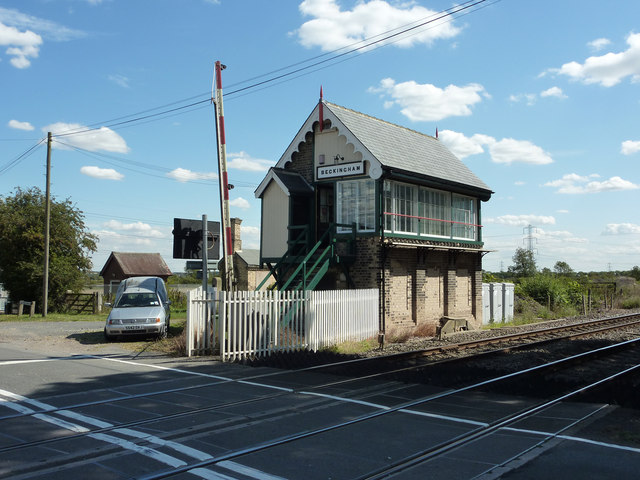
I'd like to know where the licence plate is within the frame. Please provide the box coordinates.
[124,325,144,330]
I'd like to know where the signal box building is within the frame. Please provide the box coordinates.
[255,99,492,335]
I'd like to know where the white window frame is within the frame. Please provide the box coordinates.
[383,180,478,241]
[336,179,376,233]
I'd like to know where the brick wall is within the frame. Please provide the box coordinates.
[286,131,315,183]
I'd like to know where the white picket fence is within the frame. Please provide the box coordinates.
[185,286,219,356]
[185,287,379,361]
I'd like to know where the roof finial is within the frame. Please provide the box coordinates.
[435,127,438,139]
[319,85,324,132]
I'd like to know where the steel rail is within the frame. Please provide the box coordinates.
[136,337,640,479]
[360,354,640,479]
[2,314,637,457]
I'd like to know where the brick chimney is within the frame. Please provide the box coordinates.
[230,218,242,253]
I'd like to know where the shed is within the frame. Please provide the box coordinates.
[234,249,270,291]
[99,252,172,296]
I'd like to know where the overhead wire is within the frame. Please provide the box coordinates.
[45,0,492,140]
[0,137,47,175]
[52,139,258,188]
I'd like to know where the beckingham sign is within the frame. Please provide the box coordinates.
[317,161,364,179]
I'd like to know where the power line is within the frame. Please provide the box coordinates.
[0,138,46,175]
[46,0,493,141]
[52,139,259,188]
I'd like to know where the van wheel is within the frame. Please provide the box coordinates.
[104,328,115,342]
[158,325,168,340]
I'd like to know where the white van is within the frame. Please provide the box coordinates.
[104,276,171,340]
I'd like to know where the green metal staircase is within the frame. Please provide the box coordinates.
[256,223,356,292]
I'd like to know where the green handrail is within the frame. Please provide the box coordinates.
[255,226,309,291]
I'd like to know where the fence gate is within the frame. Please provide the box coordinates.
[186,286,219,356]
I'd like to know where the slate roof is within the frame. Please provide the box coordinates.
[99,252,172,277]
[255,167,314,198]
[235,249,261,267]
[324,102,492,197]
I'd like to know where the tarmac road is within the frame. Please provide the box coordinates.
[1,319,639,479]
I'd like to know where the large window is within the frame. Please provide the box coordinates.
[336,179,375,232]
[384,180,479,241]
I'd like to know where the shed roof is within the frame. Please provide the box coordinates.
[99,252,172,278]
[255,167,313,199]
[236,249,261,267]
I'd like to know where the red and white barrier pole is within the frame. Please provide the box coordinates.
[214,61,235,291]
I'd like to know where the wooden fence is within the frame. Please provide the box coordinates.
[63,292,101,314]
[186,288,379,360]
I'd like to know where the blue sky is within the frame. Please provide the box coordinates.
[1,0,639,274]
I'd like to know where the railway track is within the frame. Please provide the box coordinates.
[144,335,640,479]
[1,313,639,479]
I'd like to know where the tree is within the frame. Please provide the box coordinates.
[553,261,574,276]
[508,247,537,277]
[0,187,97,311]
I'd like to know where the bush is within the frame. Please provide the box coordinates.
[516,274,583,310]
[621,296,640,309]
[168,288,187,311]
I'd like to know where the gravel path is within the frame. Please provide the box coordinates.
[0,320,133,356]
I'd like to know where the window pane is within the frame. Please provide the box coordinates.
[452,194,476,239]
[337,179,375,232]
[418,188,450,237]
[394,183,416,233]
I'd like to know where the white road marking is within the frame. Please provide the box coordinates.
[0,355,92,366]
[218,461,289,480]
[398,408,489,426]
[501,426,640,453]
[0,386,287,479]
[189,468,239,480]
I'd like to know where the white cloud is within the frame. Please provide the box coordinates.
[490,138,553,165]
[43,122,130,153]
[509,86,566,105]
[552,32,640,87]
[229,197,251,209]
[80,165,124,181]
[8,119,33,130]
[370,78,487,122]
[535,228,588,244]
[485,214,556,227]
[603,223,640,235]
[166,168,217,183]
[509,93,537,106]
[108,74,130,88]
[0,7,85,41]
[540,86,567,98]
[439,130,553,165]
[621,140,640,155]
[295,0,461,52]
[102,220,165,238]
[588,37,611,51]
[240,225,260,249]
[0,7,85,68]
[437,130,485,158]
[93,230,156,247]
[0,21,42,68]
[227,151,273,172]
[544,173,640,194]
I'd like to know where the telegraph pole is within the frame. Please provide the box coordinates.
[42,132,52,317]
[213,61,235,291]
